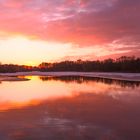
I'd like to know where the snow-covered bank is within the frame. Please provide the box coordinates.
[0,72,140,82]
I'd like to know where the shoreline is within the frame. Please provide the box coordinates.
[0,71,140,82]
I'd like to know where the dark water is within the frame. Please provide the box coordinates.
[0,76,140,140]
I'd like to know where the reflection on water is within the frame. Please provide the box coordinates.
[0,76,140,140]
[40,76,140,88]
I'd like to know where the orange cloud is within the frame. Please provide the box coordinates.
[0,0,139,59]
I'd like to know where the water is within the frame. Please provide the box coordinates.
[0,76,140,140]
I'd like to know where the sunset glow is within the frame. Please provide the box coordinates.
[0,1,140,139]
[0,0,139,64]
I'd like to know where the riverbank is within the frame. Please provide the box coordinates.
[0,71,140,82]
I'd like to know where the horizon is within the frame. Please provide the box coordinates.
[0,0,139,65]
[0,55,139,67]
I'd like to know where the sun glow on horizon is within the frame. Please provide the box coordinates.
[0,35,73,65]
[24,61,39,66]
[0,34,135,65]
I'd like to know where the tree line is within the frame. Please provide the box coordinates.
[0,56,140,73]
[0,64,38,73]
[39,56,140,73]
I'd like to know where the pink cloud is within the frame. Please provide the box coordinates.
[0,0,139,58]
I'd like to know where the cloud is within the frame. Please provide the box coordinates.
[0,0,139,57]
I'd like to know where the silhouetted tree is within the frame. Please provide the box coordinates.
[0,56,140,73]
[39,56,140,73]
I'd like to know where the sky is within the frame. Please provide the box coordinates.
[0,0,139,65]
